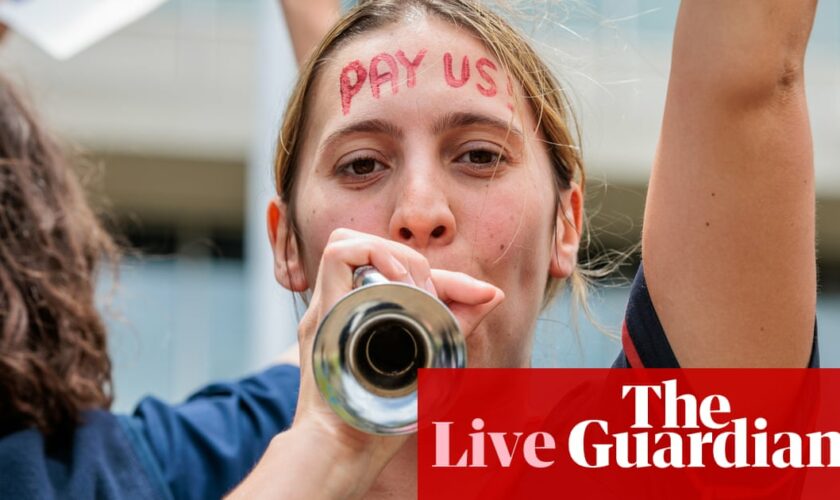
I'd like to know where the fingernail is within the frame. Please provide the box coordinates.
[389,255,408,277]
[425,277,437,296]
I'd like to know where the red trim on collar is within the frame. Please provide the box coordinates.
[621,321,644,368]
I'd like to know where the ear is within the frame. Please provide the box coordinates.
[549,182,584,279]
[266,197,309,291]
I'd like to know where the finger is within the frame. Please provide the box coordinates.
[395,245,434,295]
[318,238,405,285]
[429,269,500,305]
[430,269,505,337]
[318,229,434,293]
[304,229,435,348]
[449,288,505,339]
[313,234,431,314]
[319,228,432,288]
[313,239,403,314]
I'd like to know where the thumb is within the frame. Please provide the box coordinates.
[430,269,505,337]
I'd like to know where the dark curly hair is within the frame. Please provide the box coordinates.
[0,77,118,439]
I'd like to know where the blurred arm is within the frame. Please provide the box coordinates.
[643,0,817,367]
[280,0,341,65]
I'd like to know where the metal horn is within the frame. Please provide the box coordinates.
[311,265,466,435]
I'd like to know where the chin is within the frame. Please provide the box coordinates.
[465,330,529,369]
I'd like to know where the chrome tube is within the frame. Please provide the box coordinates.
[311,265,465,435]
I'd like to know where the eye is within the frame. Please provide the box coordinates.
[337,156,387,178]
[454,146,506,169]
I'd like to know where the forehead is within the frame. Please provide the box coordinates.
[307,16,528,137]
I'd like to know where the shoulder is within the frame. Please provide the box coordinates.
[128,364,301,499]
[0,410,167,500]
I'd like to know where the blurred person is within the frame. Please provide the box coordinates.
[0,72,302,500]
[282,0,343,63]
[228,0,819,498]
[0,2,346,497]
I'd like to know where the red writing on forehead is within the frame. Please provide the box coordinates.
[340,60,367,116]
[338,50,508,115]
[443,53,470,88]
[339,49,428,116]
[369,53,399,99]
[395,49,427,88]
[475,57,498,97]
[444,53,506,101]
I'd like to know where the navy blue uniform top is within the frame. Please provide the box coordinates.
[612,263,820,369]
[0,364,301,499]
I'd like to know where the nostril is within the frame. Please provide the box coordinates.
[399,228,412,240]
[431,225,446,238]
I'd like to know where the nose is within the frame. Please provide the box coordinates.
[388,171,456,249]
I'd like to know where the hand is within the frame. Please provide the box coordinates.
[291,228,505,494]
[230,229,504,499]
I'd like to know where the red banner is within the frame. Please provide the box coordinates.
[418,369,840,499]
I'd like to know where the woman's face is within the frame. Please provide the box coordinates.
[274,16,581,368]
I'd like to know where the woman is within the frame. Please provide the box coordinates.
[230,0,818,498]
[0,74,305,498]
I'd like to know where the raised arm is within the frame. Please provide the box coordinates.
[279,0,341,65]
[643,0,817,367]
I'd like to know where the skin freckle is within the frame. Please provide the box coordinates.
[705,222,710,227]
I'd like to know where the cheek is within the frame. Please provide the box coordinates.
[468,200,524,259]
[460,181,555,279]
[295,189,391,278]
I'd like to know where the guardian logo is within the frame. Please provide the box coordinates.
[419,369,840,499]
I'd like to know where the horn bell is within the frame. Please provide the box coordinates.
[312,266,465,435]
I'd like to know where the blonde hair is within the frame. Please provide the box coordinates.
[274,0,592,312]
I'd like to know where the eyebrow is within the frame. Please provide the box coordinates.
[319,119,403,154]
[432,111,524,141]
[319,111,523,154]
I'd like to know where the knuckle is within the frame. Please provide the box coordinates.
[321,239,358,263]
[328,227,354,242]
[298,314,314,341]
[321,243,341,261]
[408,253,430,273]
[296,323,308,343]
[387,241,426,266]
